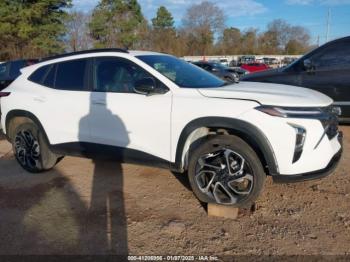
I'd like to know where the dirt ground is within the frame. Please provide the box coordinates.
[0,127,350,257]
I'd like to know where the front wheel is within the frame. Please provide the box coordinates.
[188,135,266,208]
[11,122,62,173]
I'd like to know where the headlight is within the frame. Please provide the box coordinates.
[256,106,324,118]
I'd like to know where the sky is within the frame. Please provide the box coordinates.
[72,0,350,45]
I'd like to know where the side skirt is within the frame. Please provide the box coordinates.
[51,142,174,170]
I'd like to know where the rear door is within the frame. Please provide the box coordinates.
[301,39,350,117]
[28,59,92,145]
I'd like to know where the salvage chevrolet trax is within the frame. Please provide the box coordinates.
[0,49,343,207]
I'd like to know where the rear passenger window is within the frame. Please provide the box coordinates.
[28,65,49,84]
[55,59,87,91]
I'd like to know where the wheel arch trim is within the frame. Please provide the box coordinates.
[174,117,279,175]
[5,109,51,144]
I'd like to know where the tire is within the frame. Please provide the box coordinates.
[11,122,61,173]
[224,76,235,83]
[188,135,266,208]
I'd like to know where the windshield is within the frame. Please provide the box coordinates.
[212,63,229,69]
[137,55,225,88]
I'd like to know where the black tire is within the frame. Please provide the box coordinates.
[11,122,61,173]
[188,135,266,208]
[224,76,235,83]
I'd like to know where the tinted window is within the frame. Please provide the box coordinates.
[312,40,350,70]
[94,57,155,93]
[28,65,50,84]
[0,63,8,79]
[42,65,56,88]
[138,55,225,88]
[9,60,25,78]
[55,59,87,90]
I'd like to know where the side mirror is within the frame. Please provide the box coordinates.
[303,59,313,71]
[134,77,156,95]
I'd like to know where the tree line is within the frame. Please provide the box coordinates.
[0,0,313,60]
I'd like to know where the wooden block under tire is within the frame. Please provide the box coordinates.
[207,203,239,219]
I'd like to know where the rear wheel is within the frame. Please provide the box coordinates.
[11,122,62,173]
[188,135,266,208]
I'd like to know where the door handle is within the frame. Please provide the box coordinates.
[92,100,106,105]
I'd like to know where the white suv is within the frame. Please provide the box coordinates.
[0,49,343,207]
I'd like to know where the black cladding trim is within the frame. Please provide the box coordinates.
[174,117,279,174]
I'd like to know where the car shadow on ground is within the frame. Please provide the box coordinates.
[0,90,130,255]
[0,130,6,141]
[0,154,128,255]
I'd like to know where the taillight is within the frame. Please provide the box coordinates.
[0,92,10,97]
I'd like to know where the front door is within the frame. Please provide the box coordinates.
[88,56,172,162]
[300,39,350,117]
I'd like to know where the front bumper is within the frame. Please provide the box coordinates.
[273,131,343,183]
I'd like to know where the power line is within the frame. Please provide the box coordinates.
[326,8,331,42]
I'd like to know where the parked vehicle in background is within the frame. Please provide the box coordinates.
[238,55,255,65]
[242,36,350,121]
[229,67,249,78]
[229,59,238,67]
[263,57,279,66]
[0,49,342,207]
[219,58,229,67]
[193,61,239,82]
[282,57,298,66]
[241,63,270,73]
[0,59,38,91]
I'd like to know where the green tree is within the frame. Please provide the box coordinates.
[89,0,144,49]
[0,0,71,59]
[150,6,177,53]
[152,6,174,29]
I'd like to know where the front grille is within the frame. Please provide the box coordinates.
[321,106,339,139]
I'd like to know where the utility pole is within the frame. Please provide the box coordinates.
[326,8,331,43]
[317,35,320,47]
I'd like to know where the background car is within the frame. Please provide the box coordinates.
[238,55,256,65]
[241,63,270,73]
[0,59,38,91]
[241,36,350,121]
[192,61,239,82]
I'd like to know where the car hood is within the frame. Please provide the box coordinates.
[197,82,333,107]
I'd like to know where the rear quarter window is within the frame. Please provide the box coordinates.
[28,65,50,84]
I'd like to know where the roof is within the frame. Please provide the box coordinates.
[40,49,166,62]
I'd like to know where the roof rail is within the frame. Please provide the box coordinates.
[40,48,129,62]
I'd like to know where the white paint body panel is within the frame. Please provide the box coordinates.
[198,82,333,107]
[0,51,341,177]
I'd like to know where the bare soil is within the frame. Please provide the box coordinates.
[0,127,350,256]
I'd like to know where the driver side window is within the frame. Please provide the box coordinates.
[93,57,155,93]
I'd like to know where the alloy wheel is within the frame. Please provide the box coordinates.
[14,130,41,170]
[195,148,254,205]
